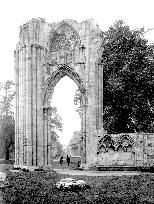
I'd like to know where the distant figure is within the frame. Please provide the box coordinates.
[59,156,63,166]
[66,155,70,166]
[78,161,81,169]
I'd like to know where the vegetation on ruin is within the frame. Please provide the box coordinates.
[2,171,154,203]
[101,20,154,133]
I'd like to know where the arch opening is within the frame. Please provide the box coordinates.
[43,65,85,107]
[50,76,81,157]
[43,66,87,163]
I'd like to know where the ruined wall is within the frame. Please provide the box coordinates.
[14,18,154,168]
[97,133,154,167]
[14,18,103,167]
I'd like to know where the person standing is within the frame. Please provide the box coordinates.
[66,155,70,166]
[59,156,63,166]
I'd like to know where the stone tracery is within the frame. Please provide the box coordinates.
[49,24,79,52]
[98,134,135,153]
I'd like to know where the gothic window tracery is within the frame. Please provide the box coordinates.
[98,135,115,153]
[117,134,134,152]
[49,24,79,52]
[98,134,135,153]
[48,23,81,66]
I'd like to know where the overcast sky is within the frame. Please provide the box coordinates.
[0,0,154,147]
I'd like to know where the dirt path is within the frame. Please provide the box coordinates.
[53,168,143,176]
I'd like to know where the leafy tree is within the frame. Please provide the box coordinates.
[101,20,154,133]
[53,140,65,158]
[0,80,15,116]
[74,88,82,118]
[49,107,63,141]
[0,115,15,160]
[49,107,64,157]
[0,80,15,160]
[50,107,62,132]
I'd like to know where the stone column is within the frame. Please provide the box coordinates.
[96,62,103,131]
[96,63,103,130]
[84,62,100,167]
[25,45,33,166]
[43,108,47,165]
[23,45,27,165]
[14,49,19,165]
[43,106,52,166]
[32,45,37,166]
[18,47,24,165]
[48,110,51,165]
[81,92,88,164]
[36,47,44,166]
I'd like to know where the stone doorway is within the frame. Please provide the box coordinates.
[42,65,87,165]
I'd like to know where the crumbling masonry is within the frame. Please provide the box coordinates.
[14,18,103,167]
[15,18,154,168]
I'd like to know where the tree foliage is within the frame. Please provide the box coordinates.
[49,107,63,142]
[51,139,65,158]
[0,115,15,160]
[102,20,154,133]
[0,80,15,160]
[49,107,64,156]
[74,88,82,118]
[50,107,63,133]
[0,80,15,116]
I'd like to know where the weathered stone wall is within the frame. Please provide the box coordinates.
[97,133,154,167]
[14,18,103,167]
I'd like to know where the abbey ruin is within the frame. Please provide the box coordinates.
[14,18,154,168]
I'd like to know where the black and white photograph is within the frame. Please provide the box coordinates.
[0,0,154,203]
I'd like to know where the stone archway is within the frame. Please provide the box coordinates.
[14,18,103,167]
[42,65,87,165]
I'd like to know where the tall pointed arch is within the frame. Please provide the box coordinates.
[43,65,86,107]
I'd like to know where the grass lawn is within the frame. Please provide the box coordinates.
[1,171,154,204]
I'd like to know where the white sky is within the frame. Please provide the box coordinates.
[51,76,80,147]
[0,0,154,147]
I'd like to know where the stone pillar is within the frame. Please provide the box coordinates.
[36,47,44,166]
[96,63,103,131]
[25,45,33,166]
[32,45,37,166]
[84,61,101,167]
[14,49,19,165]
[43,108,48,165]
[23,46,27,165]
[48,110,51,165]
[80,92,88,164]
[100,65,103,129]
[18,47,25,165]
[42,106,51,166]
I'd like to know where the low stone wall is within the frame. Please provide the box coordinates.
[97,133,154,167]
